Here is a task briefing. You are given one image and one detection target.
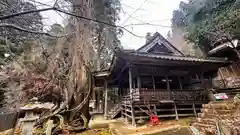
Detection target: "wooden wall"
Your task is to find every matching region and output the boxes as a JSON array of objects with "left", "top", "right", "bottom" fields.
[{"left": 214, "top": 62, "right": 240, "bottom": 88}]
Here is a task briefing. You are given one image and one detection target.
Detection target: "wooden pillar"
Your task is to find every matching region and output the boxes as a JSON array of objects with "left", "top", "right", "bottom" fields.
[
  {"left": 124, "top": 104, "right": 127, "bottom": 123},
  {"left": 178, "top": 77, "right": 182, "bottom": 90},
  {"left": 196, "top": 74, "right": 200, "bottom": 81},
  {"left": 200, "top": 72, "right": 206, "bottom": 89},
  {"left": 93, "top": 88, "right": 96, "bottom": 101},
  {"left": 104, "top": 80, "right": 108, "bottom": 120},
  {"left": 192, "top": 103, "right": 197, "bottom": 117},
  {"left": 152, "top": 76, "right": 156, "bottom": 91},
  {"left": 166, "top": 76, "right": 171, "bottom": 99},
  {"left": 219, "top": 68, "right": 227, "bottom": 88},
  {"left": 131, "top": 103, "right": 136, "bottom": 126},
  {"left": 174, "top": 103, "right": 179, "bottom": 120},
  {"left": 92, "top": 88, "right": 96, "bottom": 112},
  {"left": 98, "top": 88, "right": 101, "bottom": 111},
  {"left": 133, "top": 79, "right": 136, "bottom": 89},
  {"left": 166, "top": 76, "right": 170, "bottom": 90},
  {"left": 129, "top": 67, "right": 133, "bottom": 99},
  {"left": 137, "top": 75, "right": 141, "bottom": 89}
]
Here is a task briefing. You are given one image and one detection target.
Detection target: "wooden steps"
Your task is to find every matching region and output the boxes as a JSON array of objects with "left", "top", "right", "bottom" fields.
[{"left": 190, "top": 100, "right": 239, "bottom": 134}]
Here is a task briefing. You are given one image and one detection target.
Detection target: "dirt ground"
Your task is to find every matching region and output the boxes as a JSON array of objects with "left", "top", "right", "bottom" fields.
[{"left": 75, "top": 115, "right": 193, "bottom": 135}]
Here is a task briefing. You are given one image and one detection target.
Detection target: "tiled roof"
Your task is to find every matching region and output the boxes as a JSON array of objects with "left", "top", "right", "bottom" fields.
[{"left": 127, "top": 52, "right": 228, "bottom": 63}]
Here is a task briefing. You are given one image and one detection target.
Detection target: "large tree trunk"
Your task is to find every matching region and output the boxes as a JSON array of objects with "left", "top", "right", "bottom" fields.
[{"left": 66, "top": 0, "right": 94, "bottom": 128}]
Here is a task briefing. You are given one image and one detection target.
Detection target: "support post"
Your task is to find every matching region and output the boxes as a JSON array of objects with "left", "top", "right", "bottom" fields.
[
  {"left": 192, "top": 103, "right": 197, "bottom": 117},
  {"left": 104, "top": 80, "right": 108, "bottom": 120},
  {"left": 219, "top": 68, "right": 227, "bottom": 88},
  {"left": 125, "top": 103, "right": 127, "bottom": 123},
  {"left": 152, "top": 76, "right": 156, "bottom": 91},
  {"left": 166, "top": 76, "right": 170, "bottom": 90},
  {"left": 200, "top": 72, "right": 206, "bottom": 90},
  {"left": 174, "top": 103, "right": 179, "bottom": 120},
  {"left": 131, "top": 103, "right": 136, "bottom": 126},
  {"left": 93, "top": 88, "right": 96, "bottom": 101},
  {"left": 166, "top": 76, "right": 171, "bottom": 99},
  {"left": 129, "top": 67, "right": 133, "bottom": 100},
  {"left": 153, "top": 105, "right": 157, "bottom": 115},
  {"left": 137, "top": 75, "right": 141, "bottom": 89},
  {"left": 196, "top": 74, "right": 200, "bottom": 81},
  {"left": 178, "top": 77, "right": 182, "bottom": 90},
  {"left": 98, "top": 88, "right": 101, "bottom": 112}
]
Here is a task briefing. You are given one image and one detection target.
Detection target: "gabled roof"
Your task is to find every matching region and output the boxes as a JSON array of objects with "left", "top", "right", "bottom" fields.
[
  {"left": 209, "top": 39, "right": 239, "bottom": 55},
  {"left": 137, "top": 32, "right": 184, "bottom": 56}
]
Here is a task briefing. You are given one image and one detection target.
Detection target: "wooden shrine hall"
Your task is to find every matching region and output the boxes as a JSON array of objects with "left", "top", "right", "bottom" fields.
[{"left": 94, "top": 32, "right": 229, "bottom": 126}]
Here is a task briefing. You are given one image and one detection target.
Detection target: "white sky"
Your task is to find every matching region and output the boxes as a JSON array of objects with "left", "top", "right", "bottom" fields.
[{"left": 35, "top": 0, "right": 186, "bottom": 49}]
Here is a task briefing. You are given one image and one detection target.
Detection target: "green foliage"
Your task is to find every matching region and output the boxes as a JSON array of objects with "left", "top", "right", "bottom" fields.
[
  {"left": 93, "top": 0, "right": 123, "bottom": 70},
  {"left": 172, "top": 0, "right": 240, "bottom": 53}
]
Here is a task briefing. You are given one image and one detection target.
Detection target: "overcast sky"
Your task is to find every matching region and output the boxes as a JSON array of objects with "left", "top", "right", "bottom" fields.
[{"left": 36, "top": 0, "right": 186, "bottom": 49}]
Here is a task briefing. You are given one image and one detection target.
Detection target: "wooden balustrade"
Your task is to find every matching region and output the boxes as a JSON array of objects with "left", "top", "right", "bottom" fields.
[{"left": 130, "top": 89, "right": 208, "bottom": 102}]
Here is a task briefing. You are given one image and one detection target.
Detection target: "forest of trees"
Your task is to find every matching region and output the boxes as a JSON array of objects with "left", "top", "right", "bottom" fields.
[
  {"left": 0, "top": 0, "right": 123, "bottom": 131},
  {"left": 172, "top": 0, "right": 240, "bottom": 54}
]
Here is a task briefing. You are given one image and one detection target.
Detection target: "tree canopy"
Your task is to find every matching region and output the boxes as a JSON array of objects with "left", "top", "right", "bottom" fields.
[{"left": 172, "top": 0, "right": 240, "bottom": 54}]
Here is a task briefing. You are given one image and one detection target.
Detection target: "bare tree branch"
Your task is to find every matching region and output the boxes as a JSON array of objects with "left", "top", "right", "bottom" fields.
[
  {"left": 0, "top": 6, "right": 144, "bottom": 38},
  {"left": 123, "top": 23, "right": 171, "bottom": 28},
  {"left": 54, "top": 8, "right": 145, "bottom": 38},
  {"left": 0, "top": 7, "right": 54, "bottom": 20},
  {"left": 0, "top": 23, "right": 74, "bottom": 38}
]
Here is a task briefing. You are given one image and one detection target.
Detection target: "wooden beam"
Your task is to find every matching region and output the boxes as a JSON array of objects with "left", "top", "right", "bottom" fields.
[
  {"left": 104, "top": 80, "right": 108, "bottom": 120},
  {"left": 135, "top": 114, "right": 176, "bottom": 119},
  {"left": 122, "top": 112, "right": 132, "bottom": 118}
]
